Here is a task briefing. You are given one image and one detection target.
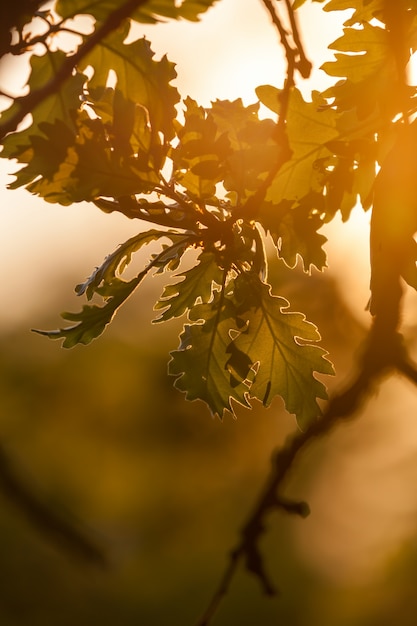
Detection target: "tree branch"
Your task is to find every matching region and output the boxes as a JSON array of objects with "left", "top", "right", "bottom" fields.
[
  {"left": 0, "top": 0, "right": 149, "bottom": 141},
  {"left": 283, "top": 0, "right": 312, "bottom": 78},
  {"left": 193, "top": 318, "right": 408, "bottom": 626},
  {"left": 0, "top": 442, "right": 106, "bottom": 565},
  {"left": 396, "top": 354, "right": 417, "bottom": 385}
]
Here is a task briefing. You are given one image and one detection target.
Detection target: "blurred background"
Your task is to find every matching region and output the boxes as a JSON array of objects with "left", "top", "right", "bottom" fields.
[{"left": 2, "top": 1, "right": 417, "bottom": 625}]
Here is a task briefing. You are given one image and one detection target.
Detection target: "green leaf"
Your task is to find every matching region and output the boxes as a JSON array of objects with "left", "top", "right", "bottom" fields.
[
  {"left": 1, "top": 51, "right": 85, "bottom": 160},
  {"left": 210, "top": 99, "right": 280, "bottom": 202},
  {"left": 36, "top": 230, "right": 193, "bottom": 346},
  {"left": 76, "top": 230, "right": 193, "bottom": 299},
  {"left": 169, "top": 285, "right": 252, "bottom": 416},
  {"left": 232, "top": 273, "right": 334, "bottom": 429},
  {"left": 50, "top": 111, "right": 159, "bottom": 204},
  {"left": 171, "top": 97, "right": 229, "bottom": 200},
  {"left": 34, "top": 275, "right": 143, "bottom": 348},
  {"left": 259, "top": 199, "right": 328, "bottom": 271},
  {"left": 1, "top": 34, "right": 179, "bottom": 204},
  {"left": 321, "top": 23, "right": 400, "bottom": 119},
  {"left": 79, "top": 27, "right": 179, "bottom": 141},
  {"left": 169, "top": 269, "right": 333, "bottom": 424},
  {"left": 154, "top": 251, "right": 223, "bottom": 321},
  {"left": 265, "top": 88, "right": 339, "bottom": 204},
  {"left": 6, "top": 119, "right": 74, "bottom": 195}
]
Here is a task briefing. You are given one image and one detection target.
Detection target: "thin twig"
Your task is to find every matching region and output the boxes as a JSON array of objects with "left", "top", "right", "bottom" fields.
[
  {"left": 193, "top": 321, "right": 406, "bottom": 626},
  {"left": 261, "top": 0, "right": 296, "bottom": 80},
  {"left": 231, "top": 0, "right": 298, "bottom": 225},
  {"left": 283, "top": 0, "right": 312, "bottom": 78},
  {"left": 0, "top": 442, "right": 107, "bottom": 565}
]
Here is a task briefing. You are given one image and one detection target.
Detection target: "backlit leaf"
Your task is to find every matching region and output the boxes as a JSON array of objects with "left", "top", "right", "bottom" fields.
[
  {"left": 169, "top": 287, "right": 252, "bottom": 416},
  {"left": 79, "top": 27, "right": 179, "bottom": 141},
  {"left": 259, "top": 199, "right": 328, "bottom": 271},
  {"left": 154, "top": 251, "right": 223, "bottom": 321},
  {"left": 1, "top": 51, "right": 85, "bottom": 160},
  {"left": 170, "top": 97, "right": 229, "bottom": 200},
  {"left": 263, "top": 88, "right": 339, "bottom": 204},
  {"left": 210, "top": 98, "right": 280, "bottom": 202},
  {"left": 232, "top": 273, "right": 334, "bottom": 429},
  {"left": 321, "top": 23, "right": 399, "bottom": 119},
  {"left": 34, "top": 275, "right": 143, "bottom": 348},
  {"left": 50, "top": 111, "right": 159, "bottom": 204},
  {"left": 76, "top": 230, "right": 192, "bottom": 299}
]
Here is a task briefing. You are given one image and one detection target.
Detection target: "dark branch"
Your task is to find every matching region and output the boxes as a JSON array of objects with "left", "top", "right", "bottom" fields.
[
  {"left": 283, "top": 0, "right": 312, "bottom": 78},
  {"left": 396, "top": 354, "right": 417, "bottom": 385},
  {"left": 0, "top": 0, "right": 149, "bottom": 141},
  {"left": 0, "top": 442, "right": 106, "bottom": 566},
  {"left": 194, "top": 315, "right": 408, "bottom": 626},
  {"left": 261, "top": 0, "right": 296, "bottom": 84}
]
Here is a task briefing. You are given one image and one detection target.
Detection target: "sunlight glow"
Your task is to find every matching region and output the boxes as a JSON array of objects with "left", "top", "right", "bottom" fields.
[{"left": 0, "top": 0, "right": 368, "bottom": 327}]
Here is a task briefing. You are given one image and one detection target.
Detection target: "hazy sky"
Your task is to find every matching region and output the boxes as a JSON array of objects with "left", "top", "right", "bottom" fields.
[{"left": 0, "top": 0, "right": 371, "bottom": 328}]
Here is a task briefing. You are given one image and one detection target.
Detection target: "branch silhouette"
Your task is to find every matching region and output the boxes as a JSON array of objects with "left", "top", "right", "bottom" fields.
[
  {"left": 194, "top": 4, "right": 417, "bottom": 619},
  {"left": 193, "top": 314, "right": 416, "bottom": 626},
  {"left": 0, "top": 441, "right": 107, "bottom": 566},
  {"left": 0, "top": 0, "right": 149, "bottom": 141}
]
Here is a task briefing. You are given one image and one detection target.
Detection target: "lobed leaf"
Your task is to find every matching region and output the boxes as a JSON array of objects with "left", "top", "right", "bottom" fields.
[
  {"left": 34, "top": 275, "right": 143, "bottom": 348},
  {"left": 36, "top": 230, "right": 194, "bottom": 347},
  {"left": 170, "top": 97, "right": 230, "bottom": 200},
  {"left": 79, "top": 27, "right": 179, "bottom": 141},
  {"left": 261, "top": 88, "right": 339, "bottom": 204},
  {"left": 259, "top": 199, "right": 328, "bottom": 272},
  {"left": 321, "top": 22, "right": 401, "bottom": 120},
  {"left": 154, "top": 251, "right": 223, "bottom": 322},
  {"left": 6, "top": 119, "right": 74, "bottom": 196},
  {"left": 169, "top": 286, "right": 252, "bottom": 416},
  {"left": 231, "top": 273, "right": 334, "bottom": 429},
  {"left": 1, "top": 51, "right": 85, "bottom": 162},
  {"left": 50, "top": 111, "right": 159, "bottom": 204},
  {"left": 210, "top": 98, "right": 280, "bottom": 202},
  {"left": 324, "top": 0, "right": 383, "bottom": 26},
  {"left": 76, "top": 230, "right": 193, "bottom": 299}
]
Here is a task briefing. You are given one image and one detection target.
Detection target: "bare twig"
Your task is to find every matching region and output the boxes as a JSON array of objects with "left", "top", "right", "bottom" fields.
[
  {"left": 235, "top": 0, "right": 314, "bottom": 228},
  {"left": 261, "top": 0, "right": 296, "bottom": 85},
  {"left": 283, "top": 0, "right": 312, "bottom": 78},
  {"left": 232, "top": 0, "right": 301, "bottom": 225}
]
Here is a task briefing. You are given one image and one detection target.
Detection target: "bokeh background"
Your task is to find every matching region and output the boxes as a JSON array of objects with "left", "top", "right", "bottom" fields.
[{"left": 2, "top": 1, "right": 417, "bottom": 624}]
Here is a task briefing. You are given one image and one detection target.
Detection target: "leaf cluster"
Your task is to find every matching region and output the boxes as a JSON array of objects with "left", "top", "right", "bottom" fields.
[{"left": 3, "top": 0, "right": 417, "bottom": 430}]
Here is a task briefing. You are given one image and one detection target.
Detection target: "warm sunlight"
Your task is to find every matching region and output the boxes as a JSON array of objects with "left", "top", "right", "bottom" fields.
[
  {"left": 0, "top": 0, "right": 369, "bottom": 328},
  {"left": 3, "top": 6, "right": 417, "bottom": 626}
]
